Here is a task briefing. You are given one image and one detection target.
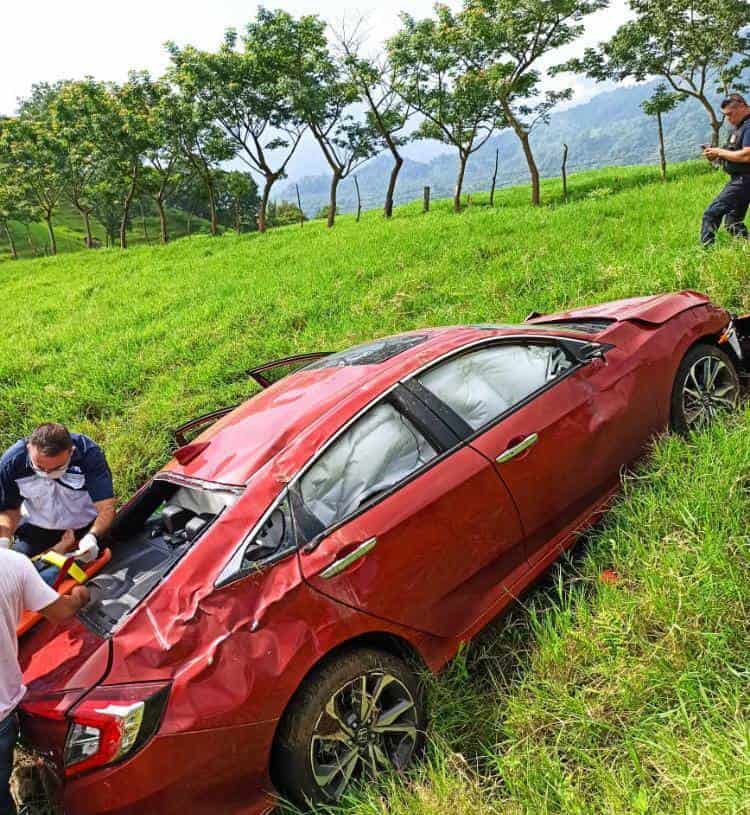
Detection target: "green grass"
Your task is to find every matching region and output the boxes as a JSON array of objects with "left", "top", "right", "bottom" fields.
[
  {"left": 3, "top": 159, "right": 750, "bottom": 813},
  {"left": 0, "top": 200, "right": 213, "bottom": 260}
]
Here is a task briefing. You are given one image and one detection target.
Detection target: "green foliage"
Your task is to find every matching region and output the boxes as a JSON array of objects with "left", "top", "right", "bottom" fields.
[
  {"left": 266, "top": 199, "right": 305, "bottom": 227},
  {"left": 641, "top": 82, "right": 685, "bottom": 117},
  {"left": 562, "top": 0, "right": 750, "bottom": 142}
]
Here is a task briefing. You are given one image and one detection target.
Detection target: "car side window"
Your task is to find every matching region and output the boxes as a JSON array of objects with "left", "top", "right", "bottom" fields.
[
  {"left": 241, "top": 493, "right": 296, "bottom": 569},
  {"left": 417, "top": 343, "right": 573, "bottom": 431},
  {"left": 295, "top": 401, "right": 437, "bottom": 540}
]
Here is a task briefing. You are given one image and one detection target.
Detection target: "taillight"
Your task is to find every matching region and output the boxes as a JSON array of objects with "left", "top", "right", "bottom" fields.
[{"left": 64, "top": 682, "right": 169, "bottom": 777}]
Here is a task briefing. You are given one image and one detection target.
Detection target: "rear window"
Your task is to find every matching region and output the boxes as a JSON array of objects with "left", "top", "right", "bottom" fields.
[
  {"left": 79, "top": 479, "right": 239, "bottom": 635},
  {"left": 303, "top": 334, "right": 428, "bottom": 368},
  {"left": 524, "top": 319, "right": 615, "bottom": 334}
]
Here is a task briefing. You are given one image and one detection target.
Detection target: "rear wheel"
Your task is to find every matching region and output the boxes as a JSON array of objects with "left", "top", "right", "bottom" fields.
[
  {"left": 273, "top": 648, "right": 425, "bottom": 808},
  {"left": 670, "top": 343, "right": 740, "bottom": 434}
]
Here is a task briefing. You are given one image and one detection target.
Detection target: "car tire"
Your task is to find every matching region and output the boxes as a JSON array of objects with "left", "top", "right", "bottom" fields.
[
  {"left": 670, "top": 343, "right": 740, "bottom": 435},
  {"left": 272, "top": 648, "right": 426, "bottom": 809}
]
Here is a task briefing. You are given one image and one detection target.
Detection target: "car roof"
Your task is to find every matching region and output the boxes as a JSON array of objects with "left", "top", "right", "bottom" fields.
[{"left": 162, "top": 322, "right": 599, "bottom": 487}]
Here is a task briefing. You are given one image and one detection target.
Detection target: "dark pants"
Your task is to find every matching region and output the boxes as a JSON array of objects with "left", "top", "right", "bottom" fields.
[
  {"left": 701, "top": 174, "right": 750, "bottom": 246},
  {"left": 13, "top": 523, "right": 90, "bottom": 586},
  {"left": 0, "top": 711, "right": 17, "bottom": 815}
]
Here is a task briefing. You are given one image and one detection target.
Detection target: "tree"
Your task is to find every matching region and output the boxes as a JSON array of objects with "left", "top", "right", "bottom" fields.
[
  {"left": 463, "top": 0, "right": 608, "bottom": 206},
  {"left": 293, "top": 19, "right": 382, "bottom": 227},
  {"left": 336, "top": 20, "right": 412, "bottom": 218},
  {"left": 560, "top": 0, "right": 750, "bottom": 146},
  {"left": 165, "top": 78, "right": 236, "bottom": 237},
  {"left": 167, "top": 10, "right": 311, "bottom": 233},
  {"left": 267, "top": 199, "right": 306, "bottom": 227},
  {"left": 140, "top": 82, "right": 186, "bottom": 244},
  {"left": 0, "top": 112, "right": 65, "bottom": 255},
  {"left": 215, "top": 170, "right": 260, "bottom": 233},
  {"left": 388, "top": 7, "right": 503, "bottom": 213},
  {"left": 641, "top": 83, "right": 684, "bottom": 180}
]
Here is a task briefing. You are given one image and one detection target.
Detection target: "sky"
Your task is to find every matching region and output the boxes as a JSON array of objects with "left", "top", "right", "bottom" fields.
[{"left": 0, "top": 0, "right": 632, "bottom": 178}]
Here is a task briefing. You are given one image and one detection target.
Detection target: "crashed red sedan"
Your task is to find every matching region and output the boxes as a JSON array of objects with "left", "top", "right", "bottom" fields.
[{"left": 17, "top": 291, "right": 749, "bottom": 814}]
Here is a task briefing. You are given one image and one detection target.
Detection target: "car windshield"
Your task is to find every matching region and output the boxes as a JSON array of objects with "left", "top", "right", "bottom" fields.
[{"left": 79, "top": 478, "right": 239, "bottom": 636}]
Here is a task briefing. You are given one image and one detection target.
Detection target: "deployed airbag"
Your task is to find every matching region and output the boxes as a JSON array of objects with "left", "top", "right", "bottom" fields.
[
  {"left": 299, "top": 402, "right": 436, "bottom": 528},
  {"left": 419, "top": 344, "right": 570, "bottom": 429}
]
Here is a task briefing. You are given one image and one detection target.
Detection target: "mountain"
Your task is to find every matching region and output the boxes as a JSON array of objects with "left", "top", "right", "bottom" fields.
[{"left": 279, "top": 79, "right": 731, "bottom": 216}]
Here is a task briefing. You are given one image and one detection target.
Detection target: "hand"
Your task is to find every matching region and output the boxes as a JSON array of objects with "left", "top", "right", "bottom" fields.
[
  {"left": 52, "top": 529, "right": 77, "bottom": 555},
  {"left": 76, "top": 533, "right": 100, "bottom": 563},
  {"left": 703, "top": 146, "right": 721, "bottom": 161},
  {"left": 70, "top": 585, "right": 91, "bottom": 608}
]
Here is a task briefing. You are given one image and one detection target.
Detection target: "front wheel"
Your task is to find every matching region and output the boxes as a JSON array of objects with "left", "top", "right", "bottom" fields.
[
  {"left": 670, "top": 343, "right": 740, "bottom": 434},
  {"left": 272, "top": 648, "right": 425, "bottom": 809}
]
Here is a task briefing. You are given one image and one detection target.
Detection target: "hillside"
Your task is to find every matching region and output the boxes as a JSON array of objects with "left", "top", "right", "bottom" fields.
[
  {"left": 281, "top": 78, "right": 738, "bottom": 215},
  {"left": 0, "top": 199, "right": 213, "bottom": 262},
  {"left": 2, "top": 160, "right": 750, "bottom": 813}
]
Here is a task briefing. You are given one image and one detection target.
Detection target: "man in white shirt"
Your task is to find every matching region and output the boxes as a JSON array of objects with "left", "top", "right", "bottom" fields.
[{"left": 0, "top": 546, "right": 89, "bottom": 815}]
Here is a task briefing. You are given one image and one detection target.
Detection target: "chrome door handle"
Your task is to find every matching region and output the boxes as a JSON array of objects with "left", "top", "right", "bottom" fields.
[
  {"left": 496, "top": 433, "right": 538, "bottom": 464},
  {"left": 319, "top": 537, "right": 377, "bottom": 579}
]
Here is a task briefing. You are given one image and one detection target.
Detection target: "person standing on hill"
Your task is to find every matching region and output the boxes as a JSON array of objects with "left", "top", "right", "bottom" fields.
[
  {"left": 701, "top": 93, "right": 750, "bottom": 246},
  {"left": 0, "top": 423, "right": 116, "bottom": 583}
]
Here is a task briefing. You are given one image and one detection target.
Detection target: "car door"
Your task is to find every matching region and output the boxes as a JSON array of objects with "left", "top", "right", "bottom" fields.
[
  {"left": 411, "top": 338, "right": 623, "bottom": 565},
  {"left": 296, "top": 388, "right": 525, "bottom": 638}
]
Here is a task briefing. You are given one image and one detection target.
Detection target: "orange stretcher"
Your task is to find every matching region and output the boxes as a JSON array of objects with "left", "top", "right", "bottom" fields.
[{"left": 17, "top": 548, "right": 111, "bottom": 638}]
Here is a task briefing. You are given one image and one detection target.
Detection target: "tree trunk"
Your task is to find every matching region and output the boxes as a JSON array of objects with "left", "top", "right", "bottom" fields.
[
  {"left": 25, "top": 224, "right": 35, "bottom": 253},
  {"left": 489, "top": 148, "right": 499, "bottom": 207},
  {"left": 76, "top": 206, "right": 94, "bottom": 249},
  {"left": 384, "top": 155, "right": 403, "bottom": 218},
  {"left": 156, "top": 197, "right": 168, "bottom": 244},
  {"left": 44, "top": 212, "right": 57, "bottom": 256},
  {"left": 518, "top": 132, "right": 540, "bottom": 206},
  {"left": 139, "top": 201, "right": 150, "bottom": 244},
  {"left": 204, "top": 173, "right": 218, "bottom": 236},
  {"left": 328, "top": 171, "right": 341, "bottom": 228},
  {"left": 561, "top": 143, "right": 569, "bottom": 202},
  {"left": 454, "top": 153, "right": 468, "bottom": 213},
  {"left": 235, "top": 200, "right": 242, "bottom": 234},
  {"left": 354, "top": 175, "right": 362, "bottom": 222},
  {"left": 657, "top": 113, "right": 667, "bottom": 181},
  {"left": 120, "top": 165, "right": 139, "bottom": 249},
  {"left": 258, "top": 174, "right": 277, "bottom": 233},
  {"left": 2, "top": 221, "right": 17, "bottom": 259}
]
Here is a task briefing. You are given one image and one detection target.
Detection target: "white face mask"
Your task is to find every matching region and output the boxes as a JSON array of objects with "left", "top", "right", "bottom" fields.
[{"left": 30, "top": 451, "right": 73, "bottom": 480}]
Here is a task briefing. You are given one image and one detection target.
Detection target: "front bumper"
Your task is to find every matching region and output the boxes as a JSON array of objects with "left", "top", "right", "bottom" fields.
[{"left": 17, "top": 720, "right": 279, "bottom": 815}]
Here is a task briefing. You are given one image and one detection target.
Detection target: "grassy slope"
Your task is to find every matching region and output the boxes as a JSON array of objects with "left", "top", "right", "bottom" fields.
[
  {"left": 0, "top": 200, "right": 213, "bottom": 260},
  {"left": 3, "top": 160, "right": 750, "bottom": 813}
]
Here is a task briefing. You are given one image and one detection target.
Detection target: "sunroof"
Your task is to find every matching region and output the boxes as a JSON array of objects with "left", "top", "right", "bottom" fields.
[{"left": 303, "top": 334, "right": 429, "bottom": 368}]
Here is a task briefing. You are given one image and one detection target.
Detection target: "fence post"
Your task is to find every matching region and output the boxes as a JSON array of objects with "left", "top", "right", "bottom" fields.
[
  {"left": 423, "top": 186, "right": 430, "bottom": 213},
  {"left": 562, "top": 143, "right": 569, "bottom": 203},
  {"left": 354, "top": 175, "right": 362, "bottom": 222}
]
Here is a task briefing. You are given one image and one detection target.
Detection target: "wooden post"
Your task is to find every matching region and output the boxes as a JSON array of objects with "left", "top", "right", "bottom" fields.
[
  {"left": 423, "top": 186, "right": 430, "bottom": 213},
  {"left": 489, "top": 148, "right": 499, "bottom": 207},
  {"left": 354, "top": 175, "right": 362, "bottom": 222},
  {"left": 295, "top": 184, "right": 304, "bottom": 227},
  {"left": 562, "top": 143, "right": 569, "bottom": 203}
]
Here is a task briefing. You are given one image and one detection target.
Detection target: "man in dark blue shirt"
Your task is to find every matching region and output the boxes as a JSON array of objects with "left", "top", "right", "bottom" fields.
[
  {"left": 0, "top": 423, "right": 115, "bottom": 582},
  {"left": 701, "top": 93, "right": 750, "bottom": 246}
]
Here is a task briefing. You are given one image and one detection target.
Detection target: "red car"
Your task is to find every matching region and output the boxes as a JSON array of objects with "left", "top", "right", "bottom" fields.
[{"left": 17, "top": 291, "right": 749, "bottom": 814}]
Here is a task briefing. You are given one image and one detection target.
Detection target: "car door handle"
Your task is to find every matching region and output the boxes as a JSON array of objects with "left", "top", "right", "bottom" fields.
[
  {"left": 496, "top": 433, "right": 539, "bottom": 464},
  {"left": 319, "top": 537, "right": 378, "bottom": 579}
]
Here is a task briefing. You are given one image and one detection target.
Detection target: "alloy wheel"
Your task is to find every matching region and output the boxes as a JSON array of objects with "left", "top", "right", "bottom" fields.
[
  {"left": 309, "top": 670, "right": 419, "bottom": 800},
  {"left": 681, "top": 354, "right": 739, "bottom": 428}
]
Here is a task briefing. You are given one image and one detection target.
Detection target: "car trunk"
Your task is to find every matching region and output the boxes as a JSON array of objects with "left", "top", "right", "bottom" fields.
[{"left": 17, "top": 476, "right": 240, "bottom": 762}]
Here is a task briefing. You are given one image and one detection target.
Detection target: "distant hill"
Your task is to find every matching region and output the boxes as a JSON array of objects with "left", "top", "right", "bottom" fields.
[{"left": 280, "top": 79, "right": 734, "bottom": 215}]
